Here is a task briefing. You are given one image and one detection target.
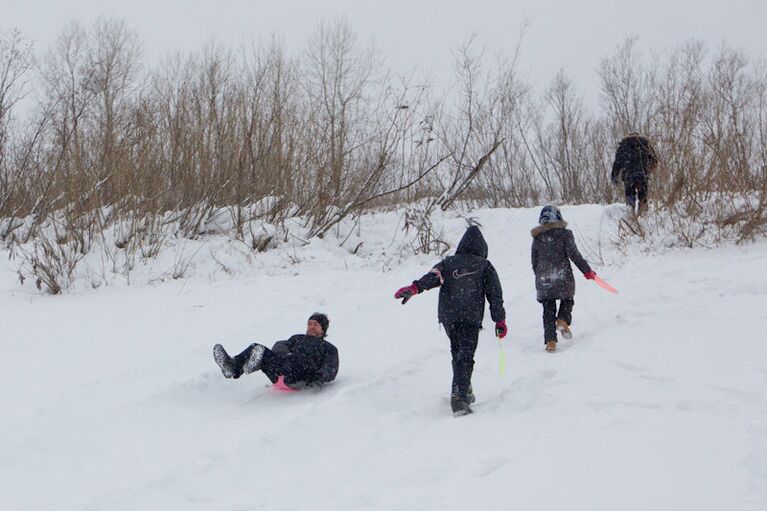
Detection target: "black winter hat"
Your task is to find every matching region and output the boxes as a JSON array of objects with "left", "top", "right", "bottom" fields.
[
  {"left": 539, "top": 205, "right": 563, "bottom": 225},
  {"left": 308, "top": 312, "right": 329, "bottom": 336}
]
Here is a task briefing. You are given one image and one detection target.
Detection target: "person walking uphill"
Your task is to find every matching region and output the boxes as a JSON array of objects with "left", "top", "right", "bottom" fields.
[
  {"left": 393, "top": 226, "right": 506, "bottom": 416},
  {"left": 213, "top": 313, "right": 339, "bottom": 390},
  {"left": 611, "top": 132, "right": 658, "bottom": 214},
  {"left": 531, "top": 206, "right": 595, "bottom": 353}
]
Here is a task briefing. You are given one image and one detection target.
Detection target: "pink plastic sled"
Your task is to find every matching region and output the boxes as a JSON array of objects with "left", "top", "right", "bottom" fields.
[{"left": 273, "top": 375, "right": 298, "bottom": 392}]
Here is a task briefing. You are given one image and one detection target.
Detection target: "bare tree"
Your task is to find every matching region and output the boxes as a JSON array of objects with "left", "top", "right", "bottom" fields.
[
  {"left": 303, "top": 19, "right": 381, "bottom": 216},
  {"left": 598, "top": 36, "right": 657, "bottom": 138},
  {"left": 0, "top": 29, "right": 34, "bottom": 218},
  {"left": 437, "top": 37, "right": 509, "bottom": 211},
  {"left": 89, "top": 17, "right": 143, "bottom": 201},
  {"left": 0, "top": 29, "right": 33, "bottom": 157},
  {"left": 527, "top": 70, "right": 595, "bottom": 204},
  {"left": 39, "top": 21, "right": 96, "bottom": 213}
]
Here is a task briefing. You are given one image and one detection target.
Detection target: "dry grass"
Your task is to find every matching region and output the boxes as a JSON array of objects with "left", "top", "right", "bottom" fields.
[{"left": 1, "top": 23, "right": 765, "bottom": 292}]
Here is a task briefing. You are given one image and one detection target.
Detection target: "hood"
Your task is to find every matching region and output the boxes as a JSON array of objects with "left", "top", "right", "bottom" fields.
[
  {"left": 531, "top": 220, "right": 568, "bottom": 237},
  {"left": 455, "top": 226, "right": 488, "bottom": 258},
  {"left": 539, "top": 205, "right": 563, "bottom": 225}
]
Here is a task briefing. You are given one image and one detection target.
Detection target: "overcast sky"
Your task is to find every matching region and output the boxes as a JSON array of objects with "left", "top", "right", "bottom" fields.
[{"left": 4, "top": 0, "right": 767, "bottom": 100}]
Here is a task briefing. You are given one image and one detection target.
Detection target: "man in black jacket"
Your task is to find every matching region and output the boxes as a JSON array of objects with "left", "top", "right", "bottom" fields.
[
  {"left": 611, "top": 132, "right": 658, "bottom": 214},
  {"left": 213, "top": 313, "right": 339, "bottom": 389},
  {"left": 394, "top": 226, "right": 506, "bottom": 416}
]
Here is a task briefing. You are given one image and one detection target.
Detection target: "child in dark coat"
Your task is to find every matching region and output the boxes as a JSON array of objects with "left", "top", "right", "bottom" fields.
[
  {"left": 393, "top": 226, "right": 506, "bottom": 416},
  {"left": 531, "top": 206, "right": 596, "bottom": 352}
]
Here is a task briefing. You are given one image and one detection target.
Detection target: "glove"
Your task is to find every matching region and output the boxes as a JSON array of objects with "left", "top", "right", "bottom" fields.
[
  {"left": 394, "top": 283, "right": 419, "bottom": 304},
  {"left": 495, "top": 320, "right": 507, "bottom": 339},
  {"left": 584, "top": 270, "right": 597, "bottom": 280}
]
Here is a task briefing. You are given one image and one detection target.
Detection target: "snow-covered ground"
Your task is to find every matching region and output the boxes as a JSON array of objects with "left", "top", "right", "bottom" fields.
[{"left": 2, "top": 204, "right": 766, "bottom": 510}]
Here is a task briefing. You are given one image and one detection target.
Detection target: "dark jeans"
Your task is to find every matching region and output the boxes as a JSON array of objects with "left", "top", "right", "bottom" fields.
[
  {"left": 624, "top": 177, "right": 648, "bottom": 211},
  {"left": 539, "top": 298, "right": 574, "bottom": 343},
  {"left": 443, "top": 323, "right": 480, "bottom": 401},
  {"left": 233, "top": 344, "right": 311, "bottom": 385}
]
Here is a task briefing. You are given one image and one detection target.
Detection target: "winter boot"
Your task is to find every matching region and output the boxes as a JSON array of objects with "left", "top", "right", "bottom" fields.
[
  {"left": 556, "top": 319, "right": 572, "bottom": 340},
  {"left": 451, "top": 398, "right": 473, "bottom": 416},
  {"left": 213, "top": 344, "right": 242, "bottom": 379},
  {"left": 241, "top": 344, "right": 266, "bottom": 374},
  {"left": 451, "top": 386, "right": 474, "bottom": 416},
  {"left": 448, "top": 389, "right": 475, "bottom": 406},
  {"left": 545, "top": 340, "right": 557, "bottom": 353},
  {"left": 466, "top": 384, "right": 476, "bottom": 405}
]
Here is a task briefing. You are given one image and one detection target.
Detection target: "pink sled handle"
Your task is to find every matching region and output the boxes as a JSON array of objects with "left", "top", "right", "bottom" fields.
[{"left": 594, "top": 275, "right": 618, "bottom": 294}]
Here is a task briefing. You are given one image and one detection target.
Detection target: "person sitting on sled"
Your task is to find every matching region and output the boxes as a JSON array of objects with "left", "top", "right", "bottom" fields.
[
  {"left": 213, "top": 313, "right": 339, "bottom": 389},
  {"left": 531, "top": 205, "right": 596, "bottom": 353}
]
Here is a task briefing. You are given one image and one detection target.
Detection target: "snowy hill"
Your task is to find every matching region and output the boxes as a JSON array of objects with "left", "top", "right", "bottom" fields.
[{"left": 2, "top": 204, "right": 766, "bottom": 510}]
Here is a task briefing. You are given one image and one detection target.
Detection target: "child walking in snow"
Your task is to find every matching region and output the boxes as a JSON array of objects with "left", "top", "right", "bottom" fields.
[
  {"left": 393, "top": 226, "right": 506, "bottom": 416},
  {"left": 531, "top": 206, "right": 596, "bottom": 352}
]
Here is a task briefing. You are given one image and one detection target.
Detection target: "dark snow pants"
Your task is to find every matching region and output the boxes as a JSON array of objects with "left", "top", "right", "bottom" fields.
[
  {"left": 540, "top": 298, "right": 574, "bottom": 343},
  {"left": 624, "top": 176, "right": 648, "bottom": 211},
  {"left": 443, "top": 323, "right": 480, "bottom": 401},
  {"left": 234, "top": 344, "right": 313, "bottom": 384}
]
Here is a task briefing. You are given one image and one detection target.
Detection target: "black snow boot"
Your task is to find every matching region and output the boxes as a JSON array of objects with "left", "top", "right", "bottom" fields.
[
  {"left": 451, "top": 398, "right": 473, "bottom": 416},
  {"left": 451, "top": 385, "right": 475, "bottom": 404},
  {"left": 213, "top": 344, "right": 242, "bottom": 379},
  {"left": 451, "top": 386, "right": 473, "bottom": 416}
]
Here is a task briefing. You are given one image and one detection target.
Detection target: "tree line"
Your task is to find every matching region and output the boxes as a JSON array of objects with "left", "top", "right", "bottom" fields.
[{"left": 0, "top": 19, "right": 765, "bottom": 292}]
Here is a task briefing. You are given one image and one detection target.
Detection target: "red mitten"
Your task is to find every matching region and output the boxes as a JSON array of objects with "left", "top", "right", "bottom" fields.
[
  {"left": 394, "top": 283, "right": 419, "bottom": 304},
  {"left": 495, "top": 320, "right": 508, "bottom": 339}
]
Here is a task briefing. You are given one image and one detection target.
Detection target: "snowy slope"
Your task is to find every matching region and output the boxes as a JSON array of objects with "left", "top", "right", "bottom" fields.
[{"left": 1, "top": 204, "right": 766, "bottom": 510}]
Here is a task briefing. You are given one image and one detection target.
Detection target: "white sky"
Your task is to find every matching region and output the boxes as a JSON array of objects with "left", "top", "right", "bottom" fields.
[{"left": 4, "top": 0, "right": 767, "bottom": 100}]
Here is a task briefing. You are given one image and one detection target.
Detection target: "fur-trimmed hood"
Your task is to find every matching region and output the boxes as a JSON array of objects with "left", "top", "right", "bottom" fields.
[{"left": 531, "top": 220, "right": 568, "bottom": 238}]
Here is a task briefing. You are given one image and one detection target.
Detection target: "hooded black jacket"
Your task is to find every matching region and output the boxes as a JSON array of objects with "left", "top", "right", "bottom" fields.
[
  {"left": 414, "top": 226, "right": 505, "bottom": 327},
  {"left": 530, "top": 221, "right": 592, "bottom": 301},
  {"left": 262, "top": 334, "right": 339, "bottom": 386},
  {"left": 611, "top": 134, "right": 658, "bottom": 184}
]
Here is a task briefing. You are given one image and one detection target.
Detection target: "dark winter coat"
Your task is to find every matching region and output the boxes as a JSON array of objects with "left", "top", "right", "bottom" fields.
[
  {"left": 531, "top": 221, "right": 592, "bottom": 301},
  {"left": 264, "top": 334, "right": 339, "bottom": 386},
  {"left": 611, "top": 134, "right": 658, "bottom": 184},
  {"left": 414, "top": 226, "right": 505, "bottom": 327}
]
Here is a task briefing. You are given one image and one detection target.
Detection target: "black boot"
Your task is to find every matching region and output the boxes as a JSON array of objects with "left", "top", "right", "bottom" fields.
[
  {"left": 451, "top": 397, "right": 473, "bottom": 416},
  {"left": 466, "top": 384, "right": 476, "bottom": 405},
  {"left": 213, "top": 344, "right": 242, "bottom": 379},
  {"left": 451, "top": 386, "right": 473, "bottom": 416}
]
